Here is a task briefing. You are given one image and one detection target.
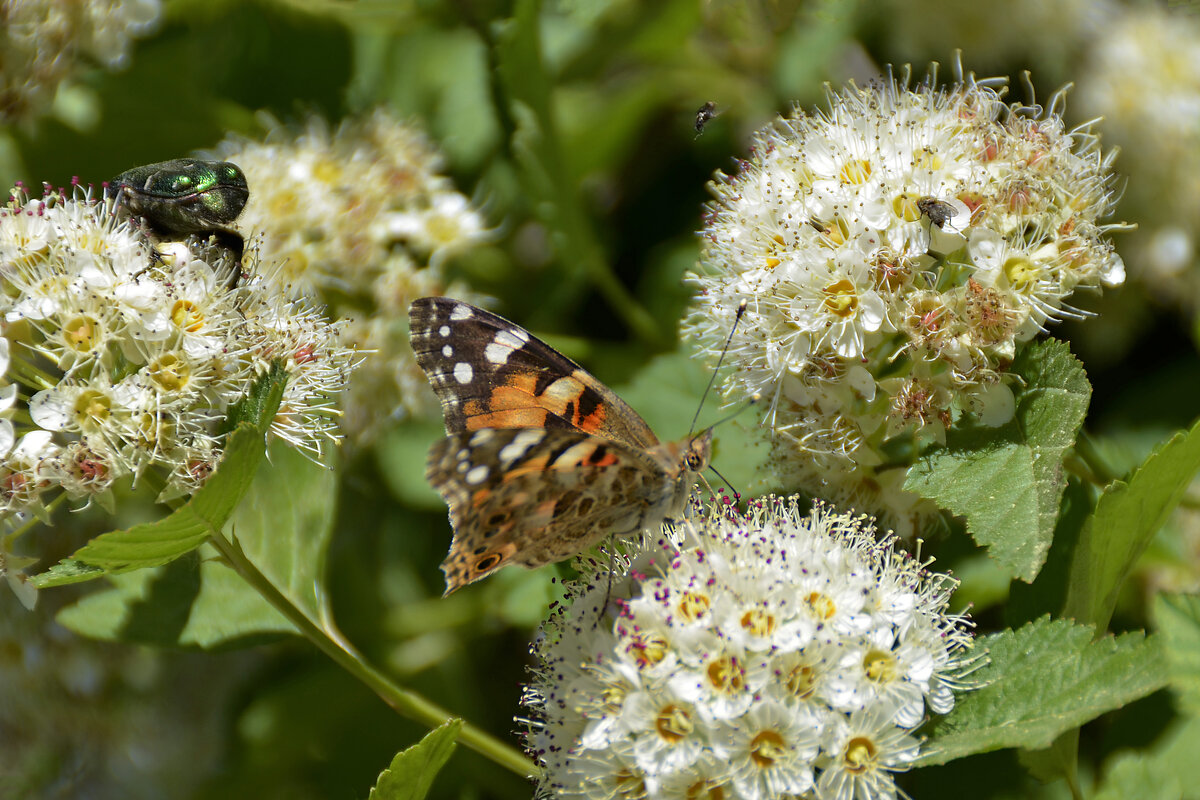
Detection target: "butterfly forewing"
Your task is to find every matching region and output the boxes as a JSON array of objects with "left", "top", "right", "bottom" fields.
[
  {"left": 408, "top": 297, "right": 658, "bottom": 449},
  {"left": 409, "top": 297, "right": 711, "bottom": 594}
]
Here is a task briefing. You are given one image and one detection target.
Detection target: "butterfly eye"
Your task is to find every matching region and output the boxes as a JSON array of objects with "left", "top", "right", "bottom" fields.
[{"left": 474, "top": 553, "right": 503, "bottom": 573}]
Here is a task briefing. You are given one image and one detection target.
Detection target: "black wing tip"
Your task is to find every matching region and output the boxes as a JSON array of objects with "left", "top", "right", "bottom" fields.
[{"left": 408, "top": 295, "right": 441, "bottom": 323}]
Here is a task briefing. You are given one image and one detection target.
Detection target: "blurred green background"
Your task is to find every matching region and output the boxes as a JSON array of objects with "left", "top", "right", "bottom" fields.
[{"left": 3, "top": 0, "right": 1200, "bottom": 798}]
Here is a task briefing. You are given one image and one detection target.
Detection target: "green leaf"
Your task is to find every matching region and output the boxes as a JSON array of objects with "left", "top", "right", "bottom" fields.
[
  {"left": 1154, "top": 593, "right": 1200, "bottom": 714},
  {"left": 32, "top": 363, "right": 287, "bottom": 587},
  {"left": 918, "top": 617, "right": 1169, "bottom": 765},
  {"left": 227, "top": 438, "right": 339, "bottom": 628},
  {"left": 1017, "top": 733, "right": 1079, "bottom": 786},
  {"left": 1063, "top": 418, "right": 1200, "bottom": 630},
  {"left": 906, "top": 340, "right": 1090, "bottom": 582},
  {"left": 905, "top": 435, "right": 1040, "bottom": 574},
  {"left": 1006, "top": 479, "right": 1091, "bottom": 627},
  {"left": 366, "top": 719, "right": 463, "bottom": 800},
  {"left": 56, "top": 550, "right": 295, "bottom": 647},
  {"left": 55, "top": 434, "right": 335, "bottom": 646},
  {"left": 31, "top": 559, "right": 105, "bottom": 588},
  {"left": 1094, "top": 717, "right": 1200, "bottom": 800}
]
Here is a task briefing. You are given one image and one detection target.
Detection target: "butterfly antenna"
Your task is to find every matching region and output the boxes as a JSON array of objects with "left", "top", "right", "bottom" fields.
[
  {"left": 706, "top": 463, "right": 740, "bottom": 502},
  {"left": 688, "top": 300, "right": 748, "bottom": 437},
  {"left": 703, "top": 393, "right": 760, "bottom": 431}
]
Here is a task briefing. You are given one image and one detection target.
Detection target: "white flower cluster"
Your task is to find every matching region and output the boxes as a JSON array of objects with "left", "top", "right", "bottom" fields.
[
  {"left": 0, "top": 184, "right": 357, "bottom": 518},
  {"left": 0, "top": 0, "right": 161, "bottom": 125},
  {"left": 524, "top": 498, "right": 973, "bottom": 800},
  {"left": 683, "top": 69, "right": 1125, "bottom": 532},
  {"left": 1078, "top": 8, "right": 1200, "bottom": 317},
  {"left": 211, "top": 111, "right": 489, "bottom": 442}
]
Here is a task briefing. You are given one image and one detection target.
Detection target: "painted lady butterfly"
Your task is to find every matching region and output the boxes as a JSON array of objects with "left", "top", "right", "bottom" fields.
[{"left": 409, "top": 297, "right": 712, "bottom": 595}]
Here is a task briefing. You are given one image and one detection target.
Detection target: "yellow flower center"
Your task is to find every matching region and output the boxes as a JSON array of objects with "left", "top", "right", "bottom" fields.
[
  {"left": 740, "top": 608, "right": 777, "bottom": 637},
  {"left": 613, "top": 769, "right": 648, "bottom": 800},
  {"left": 814, "top": 217, "right": 850, "bottom": 247},
  {"left": 654, "top": 704, "right": 693, "bottom": 743},
  {"left": 839, "top": 159, "right": 872, "bottom": 185},
  {"left": 313, "top": 158, "right": 343, "bottom": 185},
  {"left": 844, "top": 735, "right": 878, "bottom": 773},
  {"left": 912, "top": 149, "right": 945, "bottom": 173},
  {"left": 74, "top": 390, "right": 111, "bottom": 427},
  {"left": 686, "top": 779, "right": 728, "bottom": 800},
  {"left": 892, "top": 194, "right": 922, "bottom": 222},
  {"left": 706, "top": 655, "right": 745, "bottom": 694},
  {"left": 805, "top": 591, "right": 837, "bottom": 620},
  {"left": 149, "top": 353, "right": 191, "bottom": 392},
  {"left": 784, "top": 662, "right": 818, "bottom": 699},
  {"left": 627, "top": 631, "right": 668, "bottom": 668},
  {"left": 822, "top": 279, "right": 859, "bottom": 318},
  {"left": 863, "top": 649, "right": 897, "bottom": 683},
  {"left": 1003, "top": 255, "right": 1040, "bottom": 291},
  {"left": 171, "top": 299, "right": 205, "bottom": 333},
  {"left": 63, "top": 315, "right": 99, "bottom": 352},
  {"left": 677, "top": 591, "right": 711, "bottom": 623},
  {"left": 132, "top": 411, "right": 172, "bottom": 449},
  {"left": 749, "top": 730, "right": 787, "bottom": 768},
  {"left": 599, "top": 681, "right": 627, "bottom": 713}
]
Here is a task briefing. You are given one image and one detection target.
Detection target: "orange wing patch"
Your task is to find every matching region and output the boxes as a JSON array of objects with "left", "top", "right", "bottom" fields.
[{"left": 461, "top": 371, "right": 609, "bottom": 434}]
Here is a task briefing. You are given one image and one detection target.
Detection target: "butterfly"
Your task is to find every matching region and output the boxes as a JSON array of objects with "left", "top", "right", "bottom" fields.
[{"left": 408, "top": 297, "right": 712, "bottom": 595}]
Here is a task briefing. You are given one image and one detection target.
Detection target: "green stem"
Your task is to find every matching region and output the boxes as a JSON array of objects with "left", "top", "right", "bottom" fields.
[
  {"left": 6, "top": 492, "right": 67, "bottom": 538},
  {"left": 9, "top": 351, "right": 62, "bottom": 392},
  {"left": 206, "top": 528, "right": 537, "bottom": 779},
  {"left": 1073, "top": 431, "right": 1121, "bottom": 487},
  {"left": 493, "top": 0, "right": 663, "bottom": 347}
]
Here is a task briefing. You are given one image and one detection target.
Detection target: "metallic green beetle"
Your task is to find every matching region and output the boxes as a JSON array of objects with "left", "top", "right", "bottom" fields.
[
  {"left": 107, "top": 159, "right": 249, "bottom": 283},
  {"left": 107, "top": 158, "right": 248, "bottom": 234}
]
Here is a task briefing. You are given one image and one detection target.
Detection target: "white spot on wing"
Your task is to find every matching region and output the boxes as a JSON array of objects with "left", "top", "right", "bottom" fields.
[
  {"left": 470, "top": 429, "right": 495, "bottom": 445},
  {"left": 499, "top": 429, "right": 544, "bottom": 465},
  {"left": 483, "top": 343, "right": 508, "bottom": 365},
  {"left": 439, "top": 325, "right": 451, "bottom": 337},
  {"left": 442, "top": 345, "right": 453, "bottom": 357},
  {"left": 484, "top": 329, "right": 529, "bottom": 366},
  {"left": 453, "top": 362, "right": 473, "bottom": 384},
  {"left": 465, "top": 465, "right": 489, "bottom": 484},
  {"left": 502, "top": 328, "right": 529, "bottom": 344},
  {"left": 450, "top": 304, "right": 473, "bottom": 321}
]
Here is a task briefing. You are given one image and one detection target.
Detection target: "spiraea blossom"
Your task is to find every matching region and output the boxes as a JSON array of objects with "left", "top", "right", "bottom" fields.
[
  {"left": 211, "top": 111, "right": 489, "bottom": 442},
  {"left": 1078, "top": 7, "right": 1200, "bottom": 319},
  {"left": 0, "top": 183, "right": 358, "bottom": 599},
  {"left": 683, "top": 68, "right": 1125, "bottom": 533},
  {"left": 0, "top": 0, "right": 161, "bottom": 125},
  {"left": 524, "top": 498, "right": 974, "bottom": 800}
]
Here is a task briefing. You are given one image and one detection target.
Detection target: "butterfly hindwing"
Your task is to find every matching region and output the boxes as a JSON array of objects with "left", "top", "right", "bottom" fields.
[
  {"left": 427, "top": 427, "right": 674, "bottom": 593},
  {"left": 408, "top": 297, "right": 659, "bottom": 449}
]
